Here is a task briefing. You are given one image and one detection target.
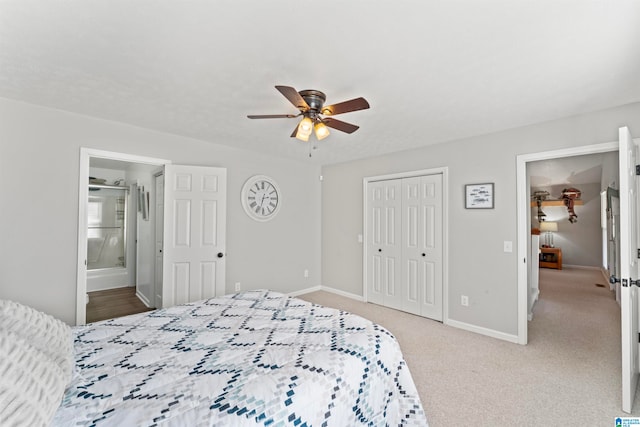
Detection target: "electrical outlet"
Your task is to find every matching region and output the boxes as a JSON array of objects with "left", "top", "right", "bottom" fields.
[
  {"left": 235, "top": 282, "right": 241, "bottom": 292},
  {"left": 304, "top": 269, "right": 309, "bottom": 278},
  {"left": 461, "top": 295, "right": 469, "bottom": 306}
]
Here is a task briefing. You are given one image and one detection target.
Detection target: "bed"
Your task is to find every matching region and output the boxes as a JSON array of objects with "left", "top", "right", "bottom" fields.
[{"left": 1, "top": 290, "right": 427, "bottom": 426}]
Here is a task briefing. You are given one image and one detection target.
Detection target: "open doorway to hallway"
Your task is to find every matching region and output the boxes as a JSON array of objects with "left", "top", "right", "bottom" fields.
[
  {"left": 516, "top": 141, "right": 618, "bottom": 345},
  {"left": 527, "top": 151, "right": 620, "bottom": 320}
]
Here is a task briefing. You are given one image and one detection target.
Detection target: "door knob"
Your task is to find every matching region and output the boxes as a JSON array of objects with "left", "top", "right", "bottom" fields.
[
  {"left": 217, "top": 252, "right": 224, "bottom": 258},
  {"left": 610, "top": 275, "right": 620, "bottom": 284}
]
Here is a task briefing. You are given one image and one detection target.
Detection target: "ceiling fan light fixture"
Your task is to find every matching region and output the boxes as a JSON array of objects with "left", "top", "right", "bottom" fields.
[
  {"left": 295, "top": 117, "right": 313, "bottom": 141},
  {"left": 299, "top": 116, "right": 313, "bottom": 133},
  {"left": 295, "top": 131, "right": 310, "bottom": 142},
  {"left": 314, "top": 122, "right": 330, "bottom": 140}
]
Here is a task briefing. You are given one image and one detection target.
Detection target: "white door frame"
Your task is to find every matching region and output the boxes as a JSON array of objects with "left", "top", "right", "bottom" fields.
[
  {"left": 362, "top": 166, "right": 449, "bottom": 322},
  {"left": 515, "top": 141, "right": 618, "bottom": 344},
  {"left": 76, "top": 148, "right": 170, "bottom": 325}
]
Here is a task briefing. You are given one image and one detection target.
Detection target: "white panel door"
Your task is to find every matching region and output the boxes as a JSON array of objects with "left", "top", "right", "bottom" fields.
[
  {"left": 154, "top": 173, "right": 164, "bottom": 309},
  {"left": 162, "top": 165, "right": 227, "bottom": 307},
  {"left": 619, "top": 126, "right": 640, "bottom": 413},
  {"left": 401, "top": 175, "right": 443, "bottom": 320},
  {"left": 367, "top": 179, "right": 402, "bottom": 310}
]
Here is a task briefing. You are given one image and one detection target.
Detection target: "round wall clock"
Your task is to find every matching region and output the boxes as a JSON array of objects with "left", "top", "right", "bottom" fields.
[{"left": 241, "top": 175, "right": 281, "bottom": 221}]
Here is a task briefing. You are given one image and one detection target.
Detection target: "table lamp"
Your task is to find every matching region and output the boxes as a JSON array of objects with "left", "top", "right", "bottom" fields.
[{"left": 540, "top": 221, "right": 558, "bottom": 247}]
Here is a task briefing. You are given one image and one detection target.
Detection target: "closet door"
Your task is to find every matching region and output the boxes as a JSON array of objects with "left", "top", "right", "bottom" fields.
[
  {"left": 401, "top": 175, "right": 443, "bottom": 320},
  {"left": 367, "top": 179, "right": 403, "bottom": 310}
]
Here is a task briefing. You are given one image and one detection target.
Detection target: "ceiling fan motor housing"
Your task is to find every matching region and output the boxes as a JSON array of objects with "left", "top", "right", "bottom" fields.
[{"left": 299, "top": 89, "right": 326, "bottom": 114}]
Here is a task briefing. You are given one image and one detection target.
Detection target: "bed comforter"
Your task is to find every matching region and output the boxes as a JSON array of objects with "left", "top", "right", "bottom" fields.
[{"left": 52, "top": 290, "right": 427, "bottom": 426}]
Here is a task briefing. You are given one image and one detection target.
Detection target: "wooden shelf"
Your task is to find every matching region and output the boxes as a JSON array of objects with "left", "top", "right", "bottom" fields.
[{"left": 531, "top": 199, "right": 584, "bottom": 207}]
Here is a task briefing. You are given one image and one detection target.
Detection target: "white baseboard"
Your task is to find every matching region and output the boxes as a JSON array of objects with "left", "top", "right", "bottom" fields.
[
  {"left": 528, "top": 289, "right": 540, "bottom": 321},
  {"left": 318, "top": 285, "right": 365, "bottom": 302},
  {"left": 288, "top": 286, "right": 321, "bottom": 297},
  {"left": 599, "top": 268, "right": 614, "bottom": 290},
  {"left": 289, "top": 285, "right": 364, "bottom": 302},
  {"left": 445, "top": 319, "right": 520, "bottom": 344},
  {"left": 563, "top": 264, "right": 600, "bottom": 270},
  {"left": 136, "top": 290, "right": 152, "bottom": 308}
]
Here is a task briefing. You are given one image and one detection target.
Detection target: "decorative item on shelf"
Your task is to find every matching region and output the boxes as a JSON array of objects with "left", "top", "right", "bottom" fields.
[
  {"left": 465, "top": 183, "right": 494, "bottom": 209},
  {"left": 532, "top": 190, "right": 550, "bottom": 221},
  {"left": 89, "top": 176, "right": 106, "bottom": 185},
  {"left": 540, "top": 221, "right": 558, "bottom": 247},
  {"left": 561, "top": 187, "right": 581, "bottom": 223}
]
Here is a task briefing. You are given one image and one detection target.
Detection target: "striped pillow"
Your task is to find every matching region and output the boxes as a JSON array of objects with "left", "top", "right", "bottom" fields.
[
  {"left": 0, "top": 330, "right": 69, "bottom": 427},
  {"left": 0, "top": 300, "right": 73, "bottom": 427}
]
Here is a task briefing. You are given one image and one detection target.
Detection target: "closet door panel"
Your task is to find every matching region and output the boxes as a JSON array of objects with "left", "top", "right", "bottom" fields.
[
  {"left": 367, "top": 180, "right": 402, "bottom": 309},
  {"left": 402, "top": 176, "right": 422, "bottom": 315},
  {"left": 419, "top": 174, "right": 443, "bottom": 320}
]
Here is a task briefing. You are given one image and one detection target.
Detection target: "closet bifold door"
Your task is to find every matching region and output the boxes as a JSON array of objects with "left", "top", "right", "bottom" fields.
[
  {"left": 401, "top": 174, "right": 443, "bottom": 320},
  {"left": 367, "top": 173, "right": 443, "bottom": 322},
  {"left": 367, "top": 179, "right": 403, "bottom": 310}
]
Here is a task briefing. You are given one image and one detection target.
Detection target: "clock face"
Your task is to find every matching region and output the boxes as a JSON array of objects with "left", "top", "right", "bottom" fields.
[{"left": 241, "top": 175, "right": 281, "bottom": 221}]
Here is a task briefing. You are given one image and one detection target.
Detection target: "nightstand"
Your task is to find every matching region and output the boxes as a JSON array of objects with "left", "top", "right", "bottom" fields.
[{"left": 539, "top": 247, "right": 562, "bottom": 270}]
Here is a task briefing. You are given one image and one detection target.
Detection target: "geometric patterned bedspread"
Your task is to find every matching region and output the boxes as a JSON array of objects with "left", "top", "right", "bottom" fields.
[{"left": 52, "top": 290, "right": 428, "bottom": 426}]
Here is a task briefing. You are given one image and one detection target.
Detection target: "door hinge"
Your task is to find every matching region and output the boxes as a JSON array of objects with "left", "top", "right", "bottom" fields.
[
  {"left": 638, "top": 248, "right": 640, "bottom": 259},
  {"left": 638, "top": 332, "right": 640, "bottom": 343},
  {"left": 636, "top": 165, "right": 640, "bottom": 175}
]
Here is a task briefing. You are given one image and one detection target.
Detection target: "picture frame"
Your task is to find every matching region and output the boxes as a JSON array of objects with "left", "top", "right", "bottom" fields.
[{"left": 465, "top": 183, "right": 494, "bottom": 209}]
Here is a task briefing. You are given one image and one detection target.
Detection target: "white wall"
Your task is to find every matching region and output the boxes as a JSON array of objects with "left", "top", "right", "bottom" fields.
[
  {"left": 321, "top": 102, "right": 640, "bottom": 337},
  {"left": 0, "top": 98, "right": 321, "bottom": 325}
]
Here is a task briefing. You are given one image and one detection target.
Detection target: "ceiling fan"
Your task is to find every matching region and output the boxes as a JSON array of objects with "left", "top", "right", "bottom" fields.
[{"left": 247, "top": 86, "right": 370, "bottom": 141}]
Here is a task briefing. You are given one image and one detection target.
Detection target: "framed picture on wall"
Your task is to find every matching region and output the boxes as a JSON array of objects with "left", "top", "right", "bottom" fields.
[{"left": 465, "top": 183, "right": 494, "bottom": 209}]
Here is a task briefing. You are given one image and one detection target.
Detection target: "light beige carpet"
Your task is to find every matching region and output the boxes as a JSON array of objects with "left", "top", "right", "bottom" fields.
[{"left": 299, "top": 267, "right": 640, "bottom": 426}]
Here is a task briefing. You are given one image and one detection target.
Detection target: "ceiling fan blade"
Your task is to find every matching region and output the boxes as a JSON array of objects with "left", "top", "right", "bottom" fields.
[
  {"left": 275, "top": 86, "right": 310, "bottom": 111},
  {"left": 321, "top": 97, "right": 370, "bottom": 116},
  {"left": 247, "top": 114, "right": 299, "bottom": 119},
  {"left": 290, "top": 124, "right": 299, "bottom": 138},
  {"left": 322, "top": 118, "right": 360, "bottom": 134}
]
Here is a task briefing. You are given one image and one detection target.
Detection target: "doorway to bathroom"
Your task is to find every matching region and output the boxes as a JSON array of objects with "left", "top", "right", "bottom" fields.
[
  {"left": 76, "top": 148, "right": 229, "bottom": 325},
  {"left": 86, "top": 157, "right": 163, "bottom": 322},
  {"left": 76, "top": 148, "right": 170, "bottom": 324}
]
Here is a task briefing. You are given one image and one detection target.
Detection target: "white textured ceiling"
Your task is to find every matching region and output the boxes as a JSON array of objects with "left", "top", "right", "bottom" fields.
[
  {"left": 529, "top": 152, "right": 613, "bottom": 188},
  {"left": 1, "top": 1, "right": 640, "bottom": 165}
]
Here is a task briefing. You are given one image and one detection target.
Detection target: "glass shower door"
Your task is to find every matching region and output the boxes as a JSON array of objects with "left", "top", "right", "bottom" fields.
[{"left": 87, "top": 188, "right": 127, "bottom": 270}]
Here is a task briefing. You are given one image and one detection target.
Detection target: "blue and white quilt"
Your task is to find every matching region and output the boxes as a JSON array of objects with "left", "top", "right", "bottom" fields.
[{"left": 52, "top": 290, "right": 427, "bottom": 426}]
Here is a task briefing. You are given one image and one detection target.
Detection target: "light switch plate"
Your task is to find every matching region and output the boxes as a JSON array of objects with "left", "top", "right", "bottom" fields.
[{"left": 504, "top": 241, "right": 513, "bottom": 253}]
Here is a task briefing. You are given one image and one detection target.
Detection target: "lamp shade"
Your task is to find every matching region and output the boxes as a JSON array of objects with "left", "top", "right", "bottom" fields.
[
  {"left": 314, "top": 122, "right": 330, "bottom": 140},
  {"left": 540, "top": 221, "right": 558, "bottom": 232},
  {"left": 295, "top": 117, "right": 313, "bottom": 141}
]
